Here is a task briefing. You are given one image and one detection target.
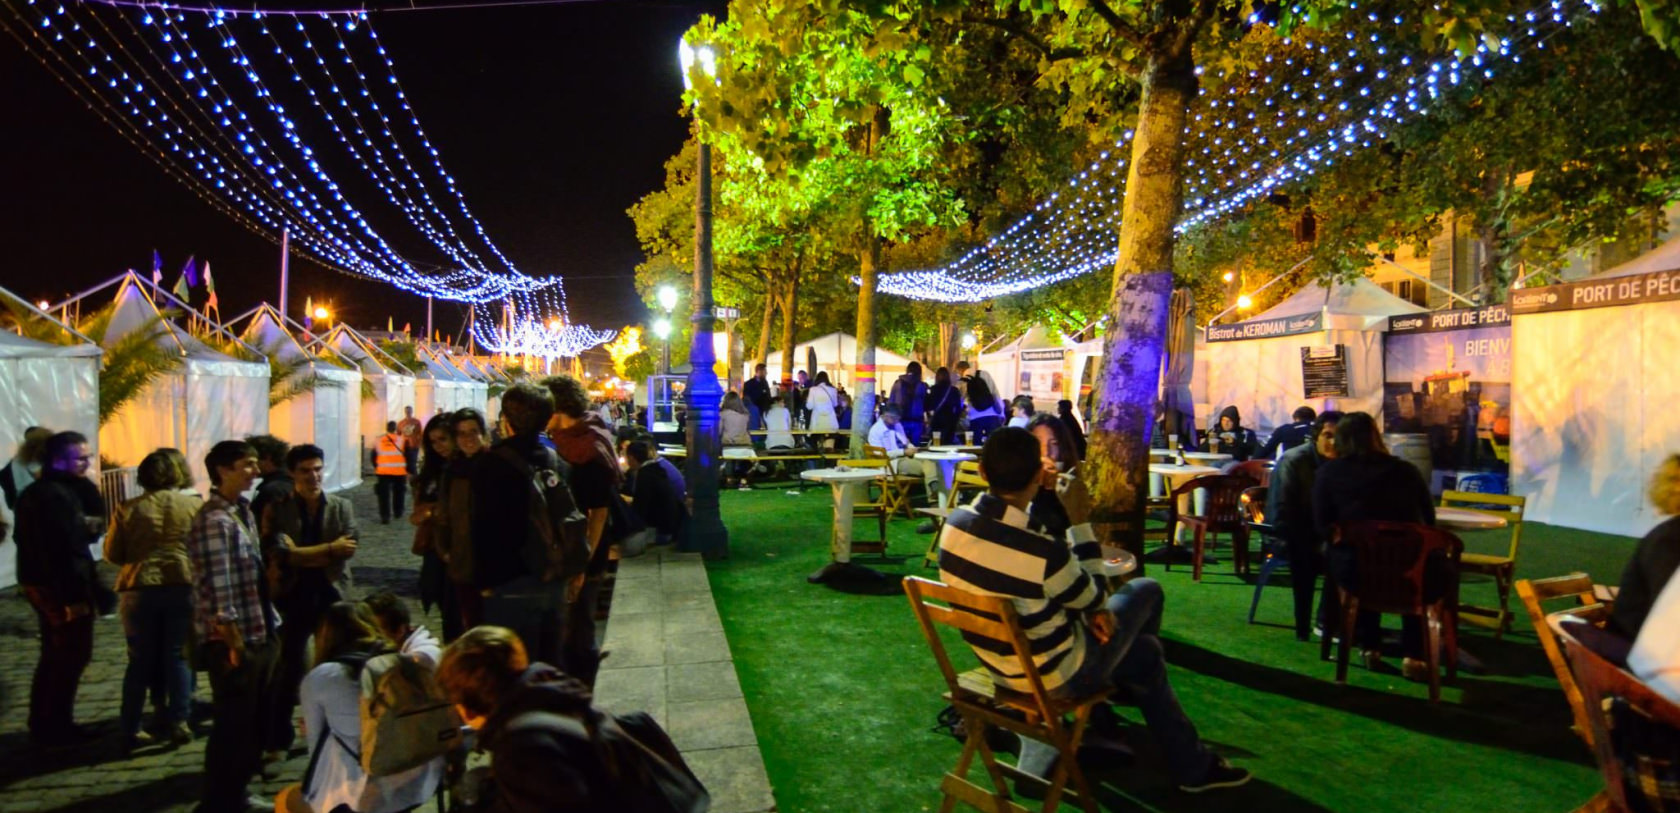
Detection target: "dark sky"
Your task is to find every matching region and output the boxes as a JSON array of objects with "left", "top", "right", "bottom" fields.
[{"left": 0, "top": 0, "right": 727, "bottom": 338}]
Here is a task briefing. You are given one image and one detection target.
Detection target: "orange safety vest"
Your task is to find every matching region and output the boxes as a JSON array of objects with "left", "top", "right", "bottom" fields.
[{"left": 375, "top": 433, "right": 408, "bottom": 476}]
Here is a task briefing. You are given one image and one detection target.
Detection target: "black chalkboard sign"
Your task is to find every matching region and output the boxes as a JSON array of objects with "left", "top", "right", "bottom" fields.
[{"left": 1301, "top": 345, "right": 1350, "bottom": 398}]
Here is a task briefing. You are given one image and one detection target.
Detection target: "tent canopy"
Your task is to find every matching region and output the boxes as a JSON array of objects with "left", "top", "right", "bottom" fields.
[
  {"left": 755, "top": 332, "right": 914, "bottom": 387},
  {"left": 236, "top": 305, "right": 362, "bottom": 493},
  {"left": 1599, "top": 235, "right": 1680, "bottom": 279},
  {"left": 1247, "top": 276, "right": 1426, "bottom": 328}
]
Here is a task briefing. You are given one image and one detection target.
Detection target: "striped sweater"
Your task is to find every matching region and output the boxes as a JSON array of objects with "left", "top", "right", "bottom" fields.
[{"left": 937, "top": 493, "right": 1105, "bottom": 693}]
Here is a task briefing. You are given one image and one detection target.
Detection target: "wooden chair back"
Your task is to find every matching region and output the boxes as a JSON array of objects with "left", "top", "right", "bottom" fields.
[
  {"left": 1241, "top": 486, "right": 1269, "bottom": 526},
  {"left": 1440, "top": 490, "right": 1527, "bottom": 560},
  {"left": 951, "top": 461, "right": 989, "bottom": 508},
  {"left": 1172, "top": 474, "right": 1255, "bottom": 531},
  {"left": 1519, "top": 572, "right": 1605, "bottom": 746},
  {"left": 1556, "top": 619, "right": 1680, "bottom": 812},
  {"left": 903, "top": 576, "right": 1057, "bottom": 725},
  {"left": 1229, "top": 459, "right": 1273, "bottom": 487},
  {"left": 1332, "top": 521, "right": 1464, "bottom": 616}
]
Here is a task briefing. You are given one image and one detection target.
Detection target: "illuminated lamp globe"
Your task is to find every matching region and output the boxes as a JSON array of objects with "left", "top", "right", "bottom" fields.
[
  {"left": 652, "top": 318, "right": 672, "bottom": 340},
  {"left": 548, "top": 318, "right": 562, "bottom": 331},
  {"left": 657, "top": 286, "right": 679, "bottom": 312},
  {"left": 1236, "top": 294, "right": 1254, "bottom": 310},
  {"left": 313, "top": 306, "right": 330, "bottom": 320},
  {"left": 960, "top": 333, "right": 977, "bottom": 350},
  {"left": 1222, "top": 271, "right": 1235, "bottom": 283},
  {"left": 36, "top": 300, "right": 50, "bottom": 310}
]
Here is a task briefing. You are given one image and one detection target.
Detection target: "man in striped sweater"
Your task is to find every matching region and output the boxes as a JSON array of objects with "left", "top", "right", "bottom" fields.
[{"left": 937, "top": 428, "right": 1250, "bottom": 793}]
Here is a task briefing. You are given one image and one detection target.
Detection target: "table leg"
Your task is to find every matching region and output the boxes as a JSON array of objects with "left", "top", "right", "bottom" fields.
[
  {"left": 808, "top": 481, "right": 860, "bottom": 583},
  {"left": 936, "top": 460, "right": 959, "bottom": 510}
]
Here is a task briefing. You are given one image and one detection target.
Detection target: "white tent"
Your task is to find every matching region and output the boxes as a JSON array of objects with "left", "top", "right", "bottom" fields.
[
  {"left": 414, "top": 344, "right": 473, "bottom": 418},
  {"left": 81, "top": 273, "right": 269, "bottom": 492},
  {"left": 237, "top": 306, "right": 362, "bottom": 493},
  {"left": 455, "top": 354, "right": 503, "bottom": 419},
  {"left": 976, "top": 325, "right": 1074, "bottom": 407},
  {"left": 1510, "top": 238, "right": 1680, "bottom": 537},
  {"left": 439, "top": 349, "right": 490, "bottom": 416},
  {"left": 1198, "top": 277, "right": 1425, "bottom": 434},
  {"left": 310, "top": 324, "right": 417, "bottom": 452},
  {"left": 753, "top": 332, "right": 914, "bottom": 390},
  {"left": 0, "top": 293, "right": 101, "bottom": 589}
]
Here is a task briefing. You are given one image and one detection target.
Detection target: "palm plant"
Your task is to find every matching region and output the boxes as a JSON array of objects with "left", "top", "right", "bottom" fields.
[{"left": 43, "top": 300, "right": 190, "bottom": 426}]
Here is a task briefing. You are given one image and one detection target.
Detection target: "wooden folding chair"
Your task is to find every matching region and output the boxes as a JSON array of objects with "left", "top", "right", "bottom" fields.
[
  {"left": 918, "top": 507, "right": 955, "bottom": 568},
  {"left": 903, "top": 576, "right": 1108, "bottom": 813},
  {"left": 1555, "top": 618, "right": 1680, "bottom": 813},
  {"left": 1517, "top": 573, "right": 1608, "bottom": 747},
  {"left": 865, "top": 444, "right": 923, "bottom": 519},
  {"left": 950, "top": 461, "right": 989, "bottom": 509},
  {"left": 1441, "top": 490, "right": 1527, "bottom": 638},
  {"left": 835, "top": 459, "right": 891, "bottom": 556}
]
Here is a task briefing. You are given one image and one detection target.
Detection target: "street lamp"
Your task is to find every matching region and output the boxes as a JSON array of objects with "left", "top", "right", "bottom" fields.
[
  {"left": 678, "top": 35, "right": 728, "bottom": 559},
  {"left": 652, "top": 317, "right": 673, "bottom": 375},
  {"left": 960, "top": 332, "right": 977, "bottom": 351},
  {"left": 657, "top": 285, "right": 679, "bottom": 313}
]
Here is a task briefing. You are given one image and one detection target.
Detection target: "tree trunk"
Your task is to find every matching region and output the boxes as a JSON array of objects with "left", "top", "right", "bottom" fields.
[
  {"left": 754, "top": 290, "right": 773, "bottom": 370},
  {"left": 1085, "top": 49, "right": 1198, "bottom": 569},
  {"left": 937, "top": 321, "right": 960, "bottom": 372},
  {"left": 778, "top": 273, "right": 800, "bottom": 386},
  {"left": 852, "top": 236, "right": 881, "bottom": 453}
]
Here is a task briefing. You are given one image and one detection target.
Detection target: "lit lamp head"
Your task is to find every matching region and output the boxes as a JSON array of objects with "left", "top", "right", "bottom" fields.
[
  {"left": 313, "top": 306, "right": 330, "bottom": 320},
  {"left": 677, "top": 39, "right": 718, "bottom": 93},
  {"left": 657, "top": 285, "right": 679, "bottom": 313},
  {"left": 1236, "top": 294, "right": 1254, "bottom": 310},
  {"left": 653, "top": 317, "right": 672, "bottom": 340},
  {"left": 960, "top": 332, "right": 977, "bottom": 350}
]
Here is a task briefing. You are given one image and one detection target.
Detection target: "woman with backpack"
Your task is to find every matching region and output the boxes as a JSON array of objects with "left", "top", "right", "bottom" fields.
[{"left": 281, "top": 602, "right": 445, "bottom": 813}]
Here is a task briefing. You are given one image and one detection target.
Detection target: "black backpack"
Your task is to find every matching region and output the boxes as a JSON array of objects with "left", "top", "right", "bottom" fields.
[
  {"left": 494, "top": 445, "right": 591, "bottom": 583},
  {"left": 506, "top": 709, "right": 709, "bottom": 812}
]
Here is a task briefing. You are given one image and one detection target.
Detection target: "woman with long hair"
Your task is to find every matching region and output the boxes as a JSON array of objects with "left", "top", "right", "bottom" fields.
[
  {"left": 965, "top": 373, "right": 1004, "bottom": 444},
  {"left": 282, "top": 602, "right": 443, "bottom": 813},
  {"left": 806, "top": 371, "right": 840, "bottom": 433},
  {"left": 720, "top": 391, "right": 753, "bottom": 487},
  {"left": 1025, "top": 414, "right": 1092, "bottom": 541},
  {"left": 410, "top": 412, "right": 460, "bottom": 642},
  {"left": 924, "top": 367, "right": 963, "bottom": 446},
  {"left": 1057, "top": 399, "right": 1088, "bottom": 460},
  {"left": 105, "top": 448, "right": 202, "bottom": 751}
]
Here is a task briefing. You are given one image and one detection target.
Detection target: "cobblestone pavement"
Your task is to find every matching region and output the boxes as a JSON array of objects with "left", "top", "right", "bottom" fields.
[{"left": 0, "top": 483, "right": 446, "bottom": 813}]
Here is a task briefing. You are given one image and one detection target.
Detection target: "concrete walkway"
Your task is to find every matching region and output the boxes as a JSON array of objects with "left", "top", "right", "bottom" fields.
[{"left": 592, "top": 548, "right": 777, "bottom": 813}]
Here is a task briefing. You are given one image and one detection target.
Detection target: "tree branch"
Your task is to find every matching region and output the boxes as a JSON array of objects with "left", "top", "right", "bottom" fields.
[
  {"left": 1086, "top": 0, "right": 1149, "bottom": 52},
  {"left": 962, "top": 13, "right": 1086, "bottom": 61},
  {"left": 1170, "top": 0, "right": 1220, "bottom": 58}
]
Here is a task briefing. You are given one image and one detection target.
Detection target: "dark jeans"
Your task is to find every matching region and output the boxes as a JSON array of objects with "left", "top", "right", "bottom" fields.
[
  {"left": 747, "top": 403, "right": 763, "bottom": 430},
  {"left": 482, "top": 575, "right": 568, "bottom": 670},
  {"left": 266, "top": 586, "right": 337, "bottom": 751},
  {"left": 26, "top": 587, "right": 94, "bottom": 740},
  {"left": 1050, "top": 579, "right": 1215, "bottom": 785},
  {"left": 120, "top": 586, "right": 194, "bottom": 736},
  {"left": 204, "top": 636, "right": 280, "bottom": 811},
  {"left": 1283, "top": 537, "right": 1326, "bottom": 640},
  {"left": 375, "top": 474, "right": 407, "bottom": 520},
  {"left": 901, "top": 420, "right": 925, "bottom": 446},
  {"left": 968, "top": 415, "right": 1002, "bottom": 445}
]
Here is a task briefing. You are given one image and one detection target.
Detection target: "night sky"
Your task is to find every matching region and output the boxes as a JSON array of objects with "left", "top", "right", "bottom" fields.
[{"left": 0, "top": 0, "right": 728, "bottom": 337}]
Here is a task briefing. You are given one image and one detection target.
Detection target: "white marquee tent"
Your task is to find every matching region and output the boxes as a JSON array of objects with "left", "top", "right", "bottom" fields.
[
  {"left": 78, "top": 273, "right": 269, "bottom": 493},
  {"left": 1510, "top": 237, "right": 1680, "bottom": 537},
  {"left": 440, "top": 349, "right": 490, "bottom": 416},
  {"left": 1198, "top": 277, "right": 1425, "bottom": 434},
  {"left": 976, "top": 325, "right": 1075, "bottom": 407},
  {"left": 310, "top": 324, "right": 416, "bottom": 450},
  {"left": 237, "top": 306, "right": 362, "bottom": 493},
  {"left": 414, "top": 344, "right": 475, "bottom": 418},
  {"left": 0, "top": 292, "right": 101, "bottom": 589},
  {"left": 753, "top": 332, "right": 914, "bottom": 390}
]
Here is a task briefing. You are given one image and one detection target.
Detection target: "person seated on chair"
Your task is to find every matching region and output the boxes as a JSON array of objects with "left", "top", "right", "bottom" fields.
[
  {"left": 1203, "top": 406, "right": 1259, "bottom": 461},
  {"left": 936, "top": 428, "right": 1252, "bottom": 794},
  {"left": 1311, "top": 412, "right": 1441, "bottom": 683},
  {"left": 1006, "top": 395, "right": 1035, "bottom": 429},
  {"left": 867, "top": 404, "right": 946, "bottom": 523},
  {"left": 1265, "top": 411, "right": 1342, "bottom": 642},
  {"left": 624, "top": 441, "right": 688, "bottom": 546},
  {"left": 1611, "top": 454, "right": 1680, "bottom": 638},
  {"left": 1259, "top": 406, "right": 1317, "bottom": 460}
]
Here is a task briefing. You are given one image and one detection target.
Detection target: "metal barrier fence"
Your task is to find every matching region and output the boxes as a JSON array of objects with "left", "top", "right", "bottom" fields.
[{"left": 97, "top": 466, "right": 138, "bottom": 526}]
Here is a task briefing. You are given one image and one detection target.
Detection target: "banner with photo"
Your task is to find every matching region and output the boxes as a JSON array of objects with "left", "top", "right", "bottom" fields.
[
  {"left": 1018, "top": 348, "right": 1067, "bottom": 406},
  {"left": 1382, "top": 305, "right": 1512, "bottom": 475}
]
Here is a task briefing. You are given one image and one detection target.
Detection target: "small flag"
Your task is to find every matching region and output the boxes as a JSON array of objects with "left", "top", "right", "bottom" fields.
[
  {"left": 151, "top": 250, "right": 162, "bottom": 286},
  {"left": 387, "top": 316, "right": 394, "bottom": 332},
  {"left": 202, "top": 262, "right": 218, "bottom": 314},
  {"left": 181, "top": 256, "right": 198, "bottom": 288},
  {"left": 403, "top": 322, "right": 411, "bottom": 335},
  {"left": 304, "top": 295, "right": 314, "bottom": 328},
  {"left": 172, "top": 271, "right": 190, "bottom": 302}
]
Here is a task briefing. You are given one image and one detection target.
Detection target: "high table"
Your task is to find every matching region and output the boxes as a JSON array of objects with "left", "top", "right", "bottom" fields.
[
  {"left": 927, "top": 444, "right": 983, "bottom": 454},
  {"left": 1182, "top": 452, "right": 1234, "bottom": 466},
  {"left": 800, "top": 466, "right": 891, "bottom": 583},
  {"left": 1148, "top": 463, "right": 1222, "bottom": 543},
  {"left": 1436, "top": 507, "right": 1510, "bottom": 531},
  {"left": 915, "top": 450, "right": 977, "bottom": 509}
]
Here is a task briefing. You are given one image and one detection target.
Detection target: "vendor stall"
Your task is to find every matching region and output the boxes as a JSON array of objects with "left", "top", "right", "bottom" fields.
[
  {"left": 310, "top": 323, "right": 417, "bottom": 451},
  {"left": 754, "top": 332, "right": 913, "bottom": 390}
]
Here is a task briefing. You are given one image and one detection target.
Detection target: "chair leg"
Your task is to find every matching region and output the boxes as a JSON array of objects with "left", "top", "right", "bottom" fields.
[
  {"left": 1233, "top": 528, "right": 1249, "bottom": 575},
  {"left": 1424, "top": 610, "right": 1443, "bottom": 703},
  {"left": 1444, "top": 602, "right": 1460, "bottom": 683},
  {"left": 970, "top": 719, "right": 1016, "bottom": 807},
  {"left": 1247, "top": 555, "right": 1281, "bottom": 624},
  {"left": 1192, "top": 526, "right": 1207, "bottom": 582},
  {"left": 1493, "top": 566, "right": 1513, "bottom": 641},
  {"left": 1336, "top": 593, "right": 1357, "bottom": 684}
]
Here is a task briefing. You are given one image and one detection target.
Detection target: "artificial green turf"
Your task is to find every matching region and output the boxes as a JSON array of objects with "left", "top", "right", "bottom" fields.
[{"left": 704, "top": 484, "right": 1638, "bottom": 812}]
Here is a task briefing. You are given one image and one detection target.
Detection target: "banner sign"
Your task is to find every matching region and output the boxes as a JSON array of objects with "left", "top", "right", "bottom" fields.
[
  {"left": 1019, "top": 349, "right": 1066, "bottom": 362},
  {"left": 1300, "top": 345, "right": 1351, "bottom": 398},
  {"left": 1387, "top": 304, "right": 1509, "bottom": 335},
  {"left": 1507, "top": 268, "right": 1680, "bottom": 314},
  {"left": 1382, "top": 309, "right": 1512, "bottom": 475},
  {"left": 1206, "top": 311, "right": 1323, "bottom": 343},
  {"left": 1018, "top": 348, "right": 1067, "bottom": 403}
]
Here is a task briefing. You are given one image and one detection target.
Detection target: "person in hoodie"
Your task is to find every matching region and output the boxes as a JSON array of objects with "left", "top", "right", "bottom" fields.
[
  {"left": 887, "top": 361, "right": 930, "bottom": 446},
  {"left": 436, "top": 626, "right": 704, "bottom": 813},
  {"left": 543, "top": 374, "right": 625, "bottom": 684},
  {"left": 362, "top": 590, "right": 441, "bottom": 670},
  {"left": 1203, "top": 405, "right": 1259, "bottom": 461}
]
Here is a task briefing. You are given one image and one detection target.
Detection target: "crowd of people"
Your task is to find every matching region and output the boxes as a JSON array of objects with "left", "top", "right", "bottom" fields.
[{"left": 0, "top": 372, "right": 707, "bottom": 813}]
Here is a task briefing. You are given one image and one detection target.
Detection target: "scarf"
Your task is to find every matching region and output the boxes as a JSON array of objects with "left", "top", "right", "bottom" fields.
[{"left": 549, "top": 413, "right": 622, "bottom": 485}]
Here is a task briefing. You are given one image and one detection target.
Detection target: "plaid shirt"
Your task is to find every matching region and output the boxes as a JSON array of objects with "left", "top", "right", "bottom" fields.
[{"left": 188, "top": 490, "right": 279, "bottom": 646}]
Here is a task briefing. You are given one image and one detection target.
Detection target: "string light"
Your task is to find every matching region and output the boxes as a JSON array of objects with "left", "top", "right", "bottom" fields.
[{"left": 878, "top": 1, "right": 1591, "bottom": 302}]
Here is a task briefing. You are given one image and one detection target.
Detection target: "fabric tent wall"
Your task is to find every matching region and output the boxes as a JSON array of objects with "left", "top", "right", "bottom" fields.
[
  {"left": 242, "top": 310, "right": 362, "bottom": 493},
  {"left": 0, "top": 331, "right": 101, "bottom": 589},
  {"left": 753, "top": 332, "right": 913, "bottom": 390},
  {"left": 1511, "top": 298, "right": 1680, "bottom": 539},
  {"left": 316, "top": 325, "right": 416, "bottom": 448}
]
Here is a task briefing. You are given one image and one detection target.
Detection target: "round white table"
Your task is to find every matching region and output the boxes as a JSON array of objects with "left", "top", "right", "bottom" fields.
[
  {"left": 800, "top": 467, "right": 890, "bottom": 580},
  {"left": 927, "top": 445, "right": 983, "bottom": 454},
  {"left": 1149, "top": 463, "right": 1223, "bottom": 542},
  {"left": 916, "top": 450, "right": 977, "bottom": 508},
  {"left": 1182, "top": 452, "right": 1234, "bottom": 465},
  {"left": 1436, "top": 506, "right": 1509, "bottom": 531}
]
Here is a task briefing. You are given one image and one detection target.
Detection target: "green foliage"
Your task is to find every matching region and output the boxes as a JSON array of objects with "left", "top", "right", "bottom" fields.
[
  {"left": 378, "top": 340, "right": 422, "bottom": 375},
  {"left": 66, "top": 301, "right": 187, "bottom": 426}
]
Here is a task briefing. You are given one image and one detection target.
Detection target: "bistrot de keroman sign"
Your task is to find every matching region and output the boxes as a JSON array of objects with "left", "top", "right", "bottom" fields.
[
  {"left": 1205, "top": 311, "right": 1323, "bottom": 342},
  {"left": 1508, "top": 268, "right": 1680, "bottom": 314}
]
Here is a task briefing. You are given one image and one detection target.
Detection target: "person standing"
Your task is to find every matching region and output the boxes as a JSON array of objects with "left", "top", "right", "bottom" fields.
[
  {"left": 805, "top": 371, "right": 840, "bottom": 435},
  {"left": 189, "top": 440, "right": 282, "bottom": 813},
  {"left": 106, "top": 449, "right": 202, "bottom": 750},
  {"left": 411, "top": 412, "right": 462, "bottom": 642},
  {"left": 397, "top": 405, "right": 424, "bottom": 473},
  {"left": 373, "top": 421, "right": 408, "bottom": 524},
  {"left": 961, "top": 368, "right": 1004, "bottom": 445},
  {"left": 259, "top": 444, "right": 360, "bottom": 762},
  {"left": 743, "top": 363, "right": 773, "bottom": 431},
  {"left": 1, "top": 425, "right": 52, "bottom": 510},
  {"left": 888, "top": 362, "right": 930, "bottom": 446},
  {"left": 1056, "top": 400, "right": 1088, "bottom": 461},
  {"left": 15, "top": 431, "right": 104, "bottom": 747},
  {"left": 925, "top": 367, "right": 963, "bottom": 447},
  {"left": 1264, "top": 411, "right": 1342, "bottom": 641},
  {"left": 246, "top": 434, "right": 293, "bottom": 523},
  {"left": 546, "top": 375, "right": 624, "bottom": 683},
  {"left": 441, "top": 409, "right": 491, "bottom": 631}
]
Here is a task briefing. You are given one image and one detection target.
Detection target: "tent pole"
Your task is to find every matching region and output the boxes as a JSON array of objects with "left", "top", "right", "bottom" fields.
[
  {"left": 426, "top": 295, "right": 433, "bottom": 342},
  {"left": 1204, "top": 256, "right": 1313, "bottom": 327},
  {"left": 1375, "top": 257, "right": 1480, "bottom": 309},
  {"left": 279, "top": 227, "right": 290, "bottom": 320}
]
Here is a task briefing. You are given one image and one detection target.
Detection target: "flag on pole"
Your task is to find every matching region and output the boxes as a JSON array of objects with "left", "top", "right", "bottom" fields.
[
  {"left": 304, "top": 295, "right": 314, "bottom": 329},
  {"left": 403, "top": 322, "right": 411, "bottom": 335},
  {"left": 182, "top": 256, "right": 198, "bottom": 287},
  {"left": 151, "top": 250, "right": 163, "bottom": 287},
  {"left": 203, "top": 262, "right": 218, "bottom": 315},
  {"left": 172, "top": 270, "right": 190, "bottom": 302},
  {"left": 387, "top": 316, "right": 394, "bottom": 333}
]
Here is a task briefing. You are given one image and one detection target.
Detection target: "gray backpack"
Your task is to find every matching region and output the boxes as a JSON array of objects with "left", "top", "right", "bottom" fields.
[{"left": 327, "top": 651, "right": 462, "bottom": 777}]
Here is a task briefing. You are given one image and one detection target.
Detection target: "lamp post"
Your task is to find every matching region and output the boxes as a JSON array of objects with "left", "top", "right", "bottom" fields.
[
  {"left": 678, "top": 37, "right": 729, "bottom": 559},
  {"left": 652, "top": 317, "right": 673, "bottom": 374}
]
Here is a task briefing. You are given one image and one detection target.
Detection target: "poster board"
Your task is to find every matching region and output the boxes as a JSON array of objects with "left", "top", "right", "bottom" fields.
[
  {"left": 1300, "top": 345, "right": 1350, "bottom": 398},
  {"left": 1382, "top": 305, "right": 1511, "bottom": 475},
  {"left": 1017, "top": 348, "right": 1067, "bottom": 407}
]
